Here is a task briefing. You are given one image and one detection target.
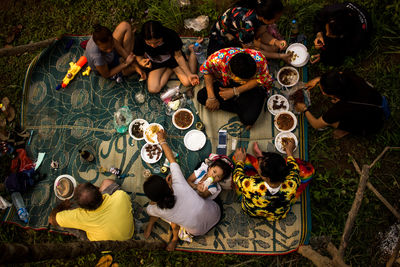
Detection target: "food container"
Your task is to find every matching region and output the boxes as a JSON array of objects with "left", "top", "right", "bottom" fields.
[
  {"left": 274, "top": 111, "right": 297, "bottom": 132},
  {"left": 172, "top": 108, "right": 194, "bottom": 130},
  {"left": 54, "top": 175, "right": 77, "bottom": 200},
  {"left": 267, "top": 94, "right": 290, "bottom": 115},
  {"left": 274, "top": 132, "right": 298, "bottom": 154},
  {"left": 286, "top": 43, "right": 310, "bottom": 67},
  {"left": 128, "top": 119, "right": 149, "bottom": 140},
  {"left": 277, "top": 66, "right": 299, "bottom": 88},
  {"left": 143, "top": 123, "right": 164, "bottom": 144}
]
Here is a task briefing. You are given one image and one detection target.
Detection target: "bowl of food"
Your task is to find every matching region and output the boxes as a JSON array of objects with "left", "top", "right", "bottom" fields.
[
  {"left": 172, "top": 108, "right": 194, "bottom": 130},
  {"left": 144, "top": 123, "right": 164, "bottom": 144},
  {"left": 274, "top": 111, "right": 297, "bottom": 132},
  {"left": 54, "top": 175, "right": 77, "bottom": 201},
  {"left": 267, "top": 94, "right": 289, "bottom": 115},
  {"left": 141, "top": 143, "right": 163, "bottom": 164},
  {"left": 129, "top": 119, "right": 149, "bottom": 140},
  {"left": 286, "top": 43, "right": 310, "bottom": 68},
  {"left": 274, "top": 132, "right": 298, "bottom": 154},
  {"left": 277, "top": 66, "right": 299, "bottom": 88}
]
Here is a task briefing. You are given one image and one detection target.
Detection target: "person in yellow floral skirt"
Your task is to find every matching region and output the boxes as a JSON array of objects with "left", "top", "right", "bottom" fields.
[{"left": 232, "top": 139, "right": 300, "bottom": 221}]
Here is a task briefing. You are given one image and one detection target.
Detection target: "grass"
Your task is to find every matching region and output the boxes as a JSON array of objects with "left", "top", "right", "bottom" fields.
[{"left": 1, "top": 0, "right": 400, "bottom": 266}]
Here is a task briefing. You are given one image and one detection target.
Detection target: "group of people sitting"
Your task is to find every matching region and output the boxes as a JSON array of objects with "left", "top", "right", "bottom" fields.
[{"left": 48, "top": 0, "right": 388, "bottom": 251}]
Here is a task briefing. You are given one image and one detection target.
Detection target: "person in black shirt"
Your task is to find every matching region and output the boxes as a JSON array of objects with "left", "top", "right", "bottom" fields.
[
  {"left": 311, "top": 2, "right": 372, "bottom": 66},
  {"left": 295, "top": 71, "right": 384, "bottom": 139},
  {"left": 134, "top": 20, "right": 199, "bottom": 93}
]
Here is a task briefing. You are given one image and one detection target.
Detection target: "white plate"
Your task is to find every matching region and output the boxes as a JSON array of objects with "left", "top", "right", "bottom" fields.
[
  {"left": 277, "top": 66, "right": 299, "bottom": 88},
  {"left": 286, "top": 43, "right": 310, "bottom": 67},
  {"left": 172, "top": 108, "right": 194, "bottom": 130},
  {"left": 184, "top": 130, "right": 207, "bottom": 151},
  {"left": 274, "top": 111, "right": 297, "bottom": 132},
  {"left": 141, "top": 143, "right": 163, "bottom": 164},
  {"left": 143, "top": 123, "right": 164, "bottom": 144},
  {"left": 267, "top": 94, "right": 290, "bottom": 115},
  {"left": 54, "top": 174, "right": 77, "bottom": 201},
  {"left": 274, "top": 132, "right": 298, "bottom": 154},
  {"left": 128, "top": 119, "right": 149, "bottom": 140}
]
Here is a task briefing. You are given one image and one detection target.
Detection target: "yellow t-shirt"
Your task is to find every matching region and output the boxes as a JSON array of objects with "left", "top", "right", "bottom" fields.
[{"left": 56, "top": 190, "right": 134, "bottom": 241}]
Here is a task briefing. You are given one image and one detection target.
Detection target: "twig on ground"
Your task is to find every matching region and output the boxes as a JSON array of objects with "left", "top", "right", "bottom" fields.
[
  {"left": 366, "top": 182, "right": 400, "bottom": 220},
  {"left": 0, "top": 37, "right": 58, "bottom": 57},
  {"left": 369, "top": 147, "right": 400, "bottom": 169}
]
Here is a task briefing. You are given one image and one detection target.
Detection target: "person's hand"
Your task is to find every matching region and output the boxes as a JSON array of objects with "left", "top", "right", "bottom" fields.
[
  {"left": 305, "top": 77, "right": 320, "bottom": 90},
  {"left": 136, "top": 65, "right": 147, "bottom": 80},
  {"left": 125, "top": 53, "right": 135, "bottom": 66},
  {"left": 295, "top": 102, "right": 307, "bottom": 113},
  {"left": 284, "top": 138, "right": 296, "bottom": 155},
  {"left": 197, "top": 182, "right": 208, "bottom": 192},
  {"left": 275, "top": 39, "right": 287, "bottom": 50},
  {"left": 188, "top": 74, "right": 199, "bottom": 86},
  {"left": 234, "top": 147, "right": 247, "bottom": 162},
  {"left": 253, "top": 39, "right": 261, "bottom": 49},
  {"left": 156, "top": 129, "right": 167, "bottom": 143},
  {"left": 310, "top": 54, "right": 321, "bottom": 64},
  {"left": 139, "top": 58, "right": 152, "bottom": 69},
  {"left": 242, "top": 42, "right": 254, "bottom": 49},
  {"left": 225, "top": 33, "right": 235, "bottom": 41},
  {"left": 219, "top": 87, "right": 235, "bottom": 100},
  {"left": 165, "top": 174, "right": 172, "bottom": 187},
  {"left": 205, "top": 98, "right": 220, "bottom": 111},
  {"left": 314, "top": 32, "right": 325, "bottom": 49},
  {"left": 280, "top": 53, "right": 292, "bottom": 64}
]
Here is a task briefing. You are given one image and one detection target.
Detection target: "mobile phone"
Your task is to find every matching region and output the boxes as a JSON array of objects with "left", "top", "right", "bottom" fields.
[{"left": 217, "top": 129, "right": 227, "bottom": 155}]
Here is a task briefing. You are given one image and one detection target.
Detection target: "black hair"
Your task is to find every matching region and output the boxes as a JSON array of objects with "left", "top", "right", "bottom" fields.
[
  {"left": 327, "top": 10, "right": 356, "bottom": 38},
  {"left": 143, "top": 175, "right": 176, "bottom": 209},
  {"left": 141, "top": 20, "right": 164, "bottom": 40},
  {"left": 74, "top": 182, "right": 103, "bottom": 210},
  {"left": 210, "top": 159, "right": 233, "bottom": 181},
  {"left": 259, "top": 152, "right": 289, "bottom": 183},
  {"left": 92, "top": 24, "right": 113, "bottom": 44},
  {"left": 229, "top": 53, "right": 257, "bottom": 79},
  {"left": 233, "top": 0, "right": 284, "bottom": 20}
]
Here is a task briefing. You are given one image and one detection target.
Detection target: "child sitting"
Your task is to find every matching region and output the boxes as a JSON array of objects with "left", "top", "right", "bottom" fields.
[{"left": 187, "top": 154, "right": 233, "bottom": 200}]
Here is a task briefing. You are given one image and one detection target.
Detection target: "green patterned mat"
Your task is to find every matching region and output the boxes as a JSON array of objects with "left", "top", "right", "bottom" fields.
[{"left": 4, "top": 36, "right": 310, "bottom": 255}]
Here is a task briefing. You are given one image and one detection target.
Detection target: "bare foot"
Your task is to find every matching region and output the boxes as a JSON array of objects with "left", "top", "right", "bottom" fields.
[
  {"left": 252, "top": 142, "right": 263, "bottom": 158},
  {"left": 166, "top": 239, "right": 178, "bottom": 251},
  {"left": 333, "top": 129, "right": 350, "bottom": 139},
  {"left": 143, "top": 223, "right": 153, "bottom": 239}
]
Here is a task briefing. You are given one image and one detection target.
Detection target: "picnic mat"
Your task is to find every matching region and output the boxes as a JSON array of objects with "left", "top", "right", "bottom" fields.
[{"left": 3, "top": 36, "right": 310, "bottom": 255}]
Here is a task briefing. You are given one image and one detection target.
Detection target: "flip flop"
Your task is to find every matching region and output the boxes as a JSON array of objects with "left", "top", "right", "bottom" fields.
[{"left": 96, "top": 254, "right": 113, "bottom": 267}]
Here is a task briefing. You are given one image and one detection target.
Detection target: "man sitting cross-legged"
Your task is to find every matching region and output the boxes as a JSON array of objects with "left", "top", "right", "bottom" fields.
[{"left": 49, "top": 179, "right": 134, "bottom": 241}]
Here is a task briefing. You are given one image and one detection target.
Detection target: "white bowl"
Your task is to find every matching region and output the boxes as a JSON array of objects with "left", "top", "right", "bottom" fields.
[
  {"left": 172, "top": 108, "right": 194, "bottom": 130},
  {"left": 267, "top": 94, "right": 290, "bottom": 115},
  {"left": 184, "top": 130, "right": 206, "bottom": 151},
  {"left": 143, "top": 123, "right": 164, "bottom": 144},
  {"left": 286, "top": 43, "right": 310, "bottom": 67},
  {"left": 141, "top": 143, "right": 163, "bottom": 164},
  {"left": 274, "top": 111, "right": 297, "bottom": 132},
  {"left": 128, "top": 119, "right": 149, "bottom": 140},
  {"left": 274, "top": 132, "right": 298, "bottom": 154},
  {"left": 277, "top": 66, "right": 299, "bottom": 88},
  {"left": 54, "top": 175, "right": 77, "bottom": 201}
]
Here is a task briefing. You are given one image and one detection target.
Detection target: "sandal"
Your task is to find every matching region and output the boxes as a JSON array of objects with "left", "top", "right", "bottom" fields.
[{"left": 96, "top": 254, "right": 113, "bottom": 267}]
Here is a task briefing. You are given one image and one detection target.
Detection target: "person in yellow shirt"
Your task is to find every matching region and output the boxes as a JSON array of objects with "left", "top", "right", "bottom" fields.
[{"left": 49, "top": 179, "right": 134, "bottom": 241}]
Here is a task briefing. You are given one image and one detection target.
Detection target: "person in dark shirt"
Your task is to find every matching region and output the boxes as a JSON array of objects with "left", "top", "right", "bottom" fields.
[
  {"left": 311, "top": 2, "right": 372, "bottom": 66},
  {"left": 295, "top": 71, "right": 384, "bottom": 139},
  {"left": 134, "top": 20, "right": 199, "bottom": 93}
]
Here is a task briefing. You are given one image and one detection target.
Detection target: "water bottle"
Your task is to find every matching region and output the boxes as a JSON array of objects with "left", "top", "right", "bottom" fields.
[
  {"left": 11, "top": 192, "right": 29, "bottom": 223},
  {"left": 193, "top": 42, "right": 206, "bottom": 65},
  {"left": 199, "top": 176, "right": 214, "bottom": 191},
  {"left": 290, "top": 19, "right": 299, "bottom": 39}
]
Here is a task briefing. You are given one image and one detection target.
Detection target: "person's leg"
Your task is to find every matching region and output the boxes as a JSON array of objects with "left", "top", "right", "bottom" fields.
[
  {"left": 147, "top": 68, "right": 173, "bottom": 93},
  {"left": 252, "top": 142, "right": 263, "bottom": 158},
  {"left": 113, "top": 21, "right": 134, "bottom": 52},
  {"left": 173, "top": 66, "right": 191, "bottom": 87},
  {"left": 144, "top": 215, "right": 159, "bottom": 238},
  {"left": 235, "top": 87, "right": 266, "bottom": 126},
  {"left": 167, "top": 223, "right": 180, "bottom": 251},
  {"left": 99, "top": 179, "right": 120, "bottom": 195}
]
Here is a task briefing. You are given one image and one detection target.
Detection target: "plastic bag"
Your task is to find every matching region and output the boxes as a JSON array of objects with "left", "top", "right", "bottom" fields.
[
  {"left": 281, "top": 82, "right": 311, "bottom": 114},
  {"left": 113, "top": 106, "right": 133, "bottom": 133},
  {"left": 184, "top": 15, "right": 209, "bottom": 32}
]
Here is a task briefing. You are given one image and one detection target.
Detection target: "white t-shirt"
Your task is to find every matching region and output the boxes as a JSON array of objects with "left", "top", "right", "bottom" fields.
[
  {"left": 194, "top": 162, "right": 222, "bottom": 200},
  {"left": 146, "top": 162, "right": 221, "bottom": 236}
]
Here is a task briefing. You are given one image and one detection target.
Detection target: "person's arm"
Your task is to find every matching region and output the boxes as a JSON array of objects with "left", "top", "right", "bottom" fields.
[
  {"left": 95, "top": 54, "right": 135, "bottom": 78},
  {"left": 156, "top": 130, "right": 176, "bottom": 164},
  {"left": 232, "top": 147, "right": 247, "bottom": 190},
  {"left": 218, "top": 79, "right": 258, "bottom": 100},
  {"left": 187, "top": 173, "right": 197, "bottom": 190},
  {"left": 295, "top": 103, "right": 330, "bottom": 129},
  {"left": 48, "top": 200, "right": 72, "bottom": 226},
  {"left": 204, "top": 73, "right": 220, "bottom": 111},
  {"left": 174, "top": 50, "right": 199, "bottom": 86},
  {"left": 196, "top": 189, "right": 212, "bottom": 199}
]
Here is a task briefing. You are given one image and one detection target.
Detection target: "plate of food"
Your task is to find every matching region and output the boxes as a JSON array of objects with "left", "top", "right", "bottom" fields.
[
  {"left": 54, "top": 174, "right": 77, "bottom": 201},
  {"left": 267, "top": 94, "right": 290, "bottom": 115},
  {"left": 274, "top": 111, "right": 297, "bottom": 132},
  {"left": 144, "top": 123, "right": 164, "bottom": 144},
  {"left": 141, "top": 143, "right": 163, "bottom": 164},
  {"left": 286, "top": 43, "right": 310, "bottom": 68},
  {"left": 277, "top": 66, "right": 299, "bottom": 87},
  {"left": 128, "top": 119, "right": 149, "bottom": 140},
  {"left": 172, "top": 108, "right": 194, "bottom": 130},
  {"left": 184, "top": 130, "right": 207, "bottom": 151},
  {"left": 274, "top": 132, "right": 298, "bottom": 154}
]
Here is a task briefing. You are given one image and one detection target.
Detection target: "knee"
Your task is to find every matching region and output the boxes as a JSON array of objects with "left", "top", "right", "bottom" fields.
[
  {"left": 181, "top": 79, "right": 191, "bottom": 87},
  {"left": 148, "top": 84, "right": 162, "bottom": 94}
]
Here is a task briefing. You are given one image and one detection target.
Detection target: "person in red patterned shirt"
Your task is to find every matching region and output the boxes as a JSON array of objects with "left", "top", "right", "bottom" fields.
[{"left": 197, "top": 47, "right": 273, "bottom": 128}]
